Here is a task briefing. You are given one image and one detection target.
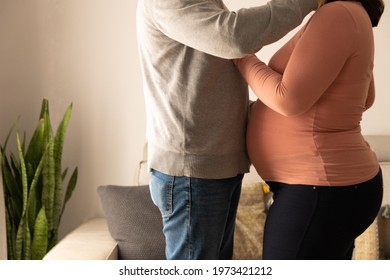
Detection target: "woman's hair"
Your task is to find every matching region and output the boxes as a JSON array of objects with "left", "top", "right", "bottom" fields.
[{"left": 318, "top": 0, "right": 385, "bottom": 27}]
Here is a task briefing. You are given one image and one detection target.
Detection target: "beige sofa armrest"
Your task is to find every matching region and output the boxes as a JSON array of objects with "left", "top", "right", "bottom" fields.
[{"left": 43, "top": 218, "right": 118, "bottom": 260}]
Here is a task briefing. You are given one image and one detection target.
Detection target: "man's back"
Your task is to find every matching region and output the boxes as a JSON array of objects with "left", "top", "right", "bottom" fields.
[{"left": 136, "top": 0, "right": 317, "bottom": 179}]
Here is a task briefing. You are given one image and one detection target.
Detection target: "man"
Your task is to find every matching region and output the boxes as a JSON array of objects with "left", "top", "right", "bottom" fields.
[{"left": 136, "top": 0, "right": 317, "bottom": 260}]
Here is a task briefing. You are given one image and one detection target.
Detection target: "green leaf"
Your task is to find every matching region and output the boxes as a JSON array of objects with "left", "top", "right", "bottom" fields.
[
  {"left": 25, "top": 119, "right": 45, "bottom": 171},
  {"left": 15, "top": 131, "right": 32, "bottom": 260},
  {"left": 15, "top": 214, "right": 26, "bottom": 260},
  {"left": 61, "top": 167, "right": 78, "bottom": 217},
  {"left": 4, "top": 201, "right": 15, "bottom": 260},
  {"left": 41, "top": 139, "right": 55, "bottom": 232},
  {"left": 52, "top": 103, "right": 73, "bottom": 245},
  {"left": 40, "top": 99, "right": 55, "bottom": 232},
  {"left": 31, "top": 207, "right": 48, "bottom": 260},
  {"left": 16, "top": 131, "right": 28, "bottom": 214},
  {"left": 10, "top": 153, "right": 21, "bottom": 185},
  {"left": 0, "top": 119, "right": 17, "bottom": 151},
  {"left": 39, "top": 98, "right": 49, "bottom": 119},
  {"left": 27, "top": 144, "right": 49, "bottom": 232},
  {"left": 1, "top": 150, "right": 23, "bottom": 222},
  {"left": 23, "top": 219, "right": 32, "bottom": 260},
  {"left": 1, "top": 98, "right": 77, "bottom": 259},
  {"left": 61, "top": 168, "right": 68, "bottom": 182}
]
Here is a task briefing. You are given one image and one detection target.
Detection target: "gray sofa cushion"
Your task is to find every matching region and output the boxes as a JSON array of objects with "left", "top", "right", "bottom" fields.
[{"left": 97, "top": 185, "right": 166, "bottom": 259}]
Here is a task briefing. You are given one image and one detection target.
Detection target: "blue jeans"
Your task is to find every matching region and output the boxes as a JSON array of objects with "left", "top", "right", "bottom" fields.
[{"left": 149, "top": 169, "right": 243, "bottom": 260}]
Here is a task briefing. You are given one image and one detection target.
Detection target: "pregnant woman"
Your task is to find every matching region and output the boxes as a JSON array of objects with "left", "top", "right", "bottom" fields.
[{"left": 234, "top": 0, "right": 385, "bottom": 259}]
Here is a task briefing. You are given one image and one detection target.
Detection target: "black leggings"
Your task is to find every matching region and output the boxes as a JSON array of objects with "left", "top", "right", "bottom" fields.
[{"left": 263, "top": 169, "right": 383, "bottom": 260}]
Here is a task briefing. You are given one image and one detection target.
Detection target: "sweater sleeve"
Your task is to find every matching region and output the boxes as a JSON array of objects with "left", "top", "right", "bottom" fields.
[
  {"left": 150, "top": 0, "right": 317, "bottom": 59},
  {"left": 234, "top": 4, "right": 358, "bottom": 116}
]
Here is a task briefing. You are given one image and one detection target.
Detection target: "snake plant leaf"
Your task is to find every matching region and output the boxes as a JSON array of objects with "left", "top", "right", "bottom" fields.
[
  {"left": 27, "top": 187, "right": 37, "bottom": 233},
  {"left": 53, "top": 103, "right": 72, "bottom": 166},
  {"left": 41, "top": 138, "right": 55, "bottom": 233},
  {"left": 1, "top": 121, "right": 15, "bottom": 151},
  {"left": 14, "top": 217, "right": 23, "bottom": 260},
  {"left": 16, "top": 131, "right": 28, "bottom": 215},
  {"left": 10, "top": 154, "right": 23, "bottom": 208},
  {"left": 31, "top": 207, "right": 48, "bottom": 260},
  {"left": 62, "top": 168, "right": 68, "bottom": 181},
  {"left": 23, "top": 218, "right": 32, "bottom": 260},
  {"left": 39, "top": 98, "right": 50, "bottom": 120},
  {"left": 1, "top": 98, "right": 77, "bottom": 259},
  {"left": 61, "top": 167, "right": 78, "bottom": 217},
  {"left": 54, "top": 103, "right": 72, "bottom": 157},
  {"left": 27, "top": 143, "right": 49, "bottom": 232},
  {"left": 47, "top": 103, "right": 72, "bottom": 248},
  {"left": 15, "top": 214, "right": 28, "bottom": 260},
  {"left": 40, "top": 99, "right": 56, "bottom": 236},
  {"left": 21, "top": 131, "right": 26, "bottom": 157},
  {"left": 10, "top": 153, "right": 21, "bottom": 184},
  {"left": 16, "top": 132, "right": 34, "bottom": 260},
  {"left": 1, "top": 150, "right": 23, "bottom": 221},
  {"left": 25, "top": 119, "right": 45, "bottom": 172},
  {"left": 4, "top": 204, "right": 15, "bottom": 260},
  {"left": 41, "top": 99, "right": 53, "bottom": 148}
]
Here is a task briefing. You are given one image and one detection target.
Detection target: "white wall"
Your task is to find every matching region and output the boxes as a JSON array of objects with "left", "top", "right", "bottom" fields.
[{"left": 0, "top": 0, "right": 389, "bottom": 240}]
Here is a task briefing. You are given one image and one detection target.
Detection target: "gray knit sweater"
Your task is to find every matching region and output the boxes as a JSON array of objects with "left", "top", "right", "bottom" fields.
[{"left": 136, "top": 0, "right": 317, "bottom": 179}]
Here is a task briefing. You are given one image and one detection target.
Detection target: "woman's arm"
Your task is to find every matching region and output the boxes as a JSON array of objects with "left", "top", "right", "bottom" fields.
[{"left": 234, "top": 4, "right": 357, "bottom": 116}]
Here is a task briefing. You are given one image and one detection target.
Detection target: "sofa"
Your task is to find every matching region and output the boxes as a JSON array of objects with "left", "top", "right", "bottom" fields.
[
  {"left": 42, "top": 135, "right": 390, "bottom": 260},
  {"left": 0, "top": 175, "right": 6, "bottom": 260}
]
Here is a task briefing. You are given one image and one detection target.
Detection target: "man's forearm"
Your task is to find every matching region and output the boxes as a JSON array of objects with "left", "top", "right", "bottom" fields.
[{"left": 152, "top": 0, "right": 317, "bottom": 58}]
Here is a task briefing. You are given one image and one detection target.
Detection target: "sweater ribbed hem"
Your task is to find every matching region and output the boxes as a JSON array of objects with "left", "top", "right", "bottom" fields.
[{"left": 148, "top": 143, "right": 250, "bottom": 179}]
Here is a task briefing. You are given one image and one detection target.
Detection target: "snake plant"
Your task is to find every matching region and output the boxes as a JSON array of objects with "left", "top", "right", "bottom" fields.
[{"left": 1, "top": 98, "right": 78, "bottom": 260}]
